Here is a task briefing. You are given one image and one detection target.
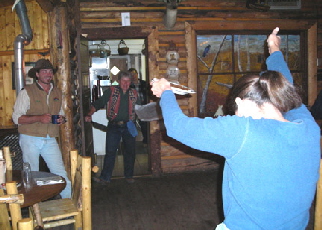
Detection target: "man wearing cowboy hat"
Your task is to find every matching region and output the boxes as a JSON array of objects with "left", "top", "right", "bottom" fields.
[{"left": 12, "top": 59, "right": 71, "bottom": 199}]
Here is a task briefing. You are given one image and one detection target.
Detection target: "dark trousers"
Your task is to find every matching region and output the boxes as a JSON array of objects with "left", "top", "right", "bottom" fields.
[
  {"left": 139, "top": 120, "right": 148, "bottom": 144},
  {"left": 100, "top": 123, "right": 136, "bottom": 181}
]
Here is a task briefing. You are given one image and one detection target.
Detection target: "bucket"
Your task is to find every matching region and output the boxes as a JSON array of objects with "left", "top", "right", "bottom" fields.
[
  {"left": 118, "top": 39, "right": 129, "bottom": 55},
  {"left": 89, "top": 45, "right": 100, "bottom": 57},
  {"left": 99, "top": 40, "right": 111, "bottom": 58}
]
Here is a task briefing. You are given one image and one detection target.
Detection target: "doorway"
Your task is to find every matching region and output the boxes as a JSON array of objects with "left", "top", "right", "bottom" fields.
[{"left": 88, "top": 39, "right": 150, "bottom": 178}]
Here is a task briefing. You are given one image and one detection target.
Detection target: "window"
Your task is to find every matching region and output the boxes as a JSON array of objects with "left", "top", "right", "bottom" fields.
[{"left": 196, "top": 31, "right": 305, "bottom": 117}]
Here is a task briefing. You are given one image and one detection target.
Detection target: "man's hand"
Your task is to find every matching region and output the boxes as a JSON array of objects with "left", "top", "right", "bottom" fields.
[
  {"left": 57, "top": 115, "right": 67, "bottom": 125},
  {"left": 267, "top": 27, "right": 281, "bottom": 54},
  {"left": 85, "top": 106, "right": 96, "bottom": 122},
  {"left": 150, "top": 78, "right": 172, "bottom": 98},
  {"left": 39, "top": 113, "right": 52, "bottom": 124},
  {"left": 85, "top": 115, "right": 92, "bottom": 122}
]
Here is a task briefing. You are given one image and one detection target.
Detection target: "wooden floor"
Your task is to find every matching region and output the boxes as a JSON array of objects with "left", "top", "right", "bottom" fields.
[
  {"left": 91, "top": 170, "right": 223, "bottom": 230},
  {"left": 91, "top": 170, "right": 222, "bottom": 230},
  {"left": 32, "top": 168, "right": 316, "bottom": 230},
  {"left": 95, "top": 141, "right": 150, "bottom": 178}
]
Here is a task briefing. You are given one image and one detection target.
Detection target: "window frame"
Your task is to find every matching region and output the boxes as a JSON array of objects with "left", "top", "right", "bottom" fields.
[{"left": 195, "top": 30, "right": 308, "bottom": 117}]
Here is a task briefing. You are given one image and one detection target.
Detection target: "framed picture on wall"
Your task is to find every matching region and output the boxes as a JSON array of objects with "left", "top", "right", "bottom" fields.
[{"left": 12, "top": 62, "right": 36, "bottom": 90}]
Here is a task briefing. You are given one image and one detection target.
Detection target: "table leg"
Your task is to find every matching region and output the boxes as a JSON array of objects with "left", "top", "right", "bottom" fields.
[{"left": 32, "top": 203, "right": 44, "bottom": 228}]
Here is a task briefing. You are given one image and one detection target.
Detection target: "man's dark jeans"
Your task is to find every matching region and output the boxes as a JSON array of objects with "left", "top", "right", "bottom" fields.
[{"left": 100, "top": 123, "right": 136, "bottom": 181}]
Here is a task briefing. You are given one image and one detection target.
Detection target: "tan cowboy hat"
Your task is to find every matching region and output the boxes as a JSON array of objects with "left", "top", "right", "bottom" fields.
[{"left": 28, "top": 59, "right": 58, "bottom": 78}]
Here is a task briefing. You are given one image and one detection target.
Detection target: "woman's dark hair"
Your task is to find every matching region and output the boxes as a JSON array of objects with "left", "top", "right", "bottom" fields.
[{"left": 226, "top": 70, "right": 302, "bottom": 115}]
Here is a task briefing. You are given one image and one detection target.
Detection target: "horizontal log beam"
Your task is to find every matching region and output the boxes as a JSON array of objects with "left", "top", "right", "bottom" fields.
[
  {"left": 0, "top": 49, "right": 50, "bottom": 56},
  {"left": 159, "top": 69, "right": 188, "bottom": 74},
  {"left": 159, "top": 44, "right": 186, "bottom": 47},
  {"left": 82, "top": 26, "right": 153, "bottom": 40},
  {"left": 81, "top": 18, "right": 163, "bottom": 23},
  {"left": 189, "top": 19, "right": 316, "bottom": 31},
  {"left": 159, "top": 31, "right": 185, "bottom": 35},
  {"left": 81, "top": 17, "right": 316, "bottom": 26},
  {"left": 159, "top": 58, "right": 187, "bottom": 62},
  {"left": 81, "top": 7, "right": 165, "bottom": 11},
  {"left": 80, "top": 6, "right": 247, "bottom": 12}
]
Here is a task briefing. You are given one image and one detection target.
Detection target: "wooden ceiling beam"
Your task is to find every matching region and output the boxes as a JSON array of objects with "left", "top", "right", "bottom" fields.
[
  {"left": 36, "top": 0, "right": 57, "bottom": 12},
  {"left": 0, "top": 1, "right": 12, "bottom": 8},
  {"left": 82, "top": 26, "right": 154, "bottom": 40},
  {"left": 0, "top": 0, "right": 61, "bottom": 12}
]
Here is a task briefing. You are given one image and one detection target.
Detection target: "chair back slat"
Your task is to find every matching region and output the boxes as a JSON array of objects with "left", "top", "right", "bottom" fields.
[
  {"left": 70, "top": 150, "right": 78, "bottom": 185},
  {"left": 72, "top": 167, "right": 82, "bottom": 209},
  {"left": 3, "top": 147, "right": 13, "bottom": 171},
  {"left": 0, "top": 150, "right": 6, "bottom": 185},
  {"left": 0, "top": 194, "right": 24, "bottom": 204},
  {"left": 3, "top": 147, "right": 13, "bottom": 182},
  {"left": 71, "top": 149, "right": 83, "bottom": 210}
]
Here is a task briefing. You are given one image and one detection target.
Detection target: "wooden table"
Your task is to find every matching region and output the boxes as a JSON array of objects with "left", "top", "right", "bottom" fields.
[
  {"left": 7, "top": 170, "right": 66, "bottom": 227},
  {"left": 10, "top": 170, "right": 66, "bottom": 208}
]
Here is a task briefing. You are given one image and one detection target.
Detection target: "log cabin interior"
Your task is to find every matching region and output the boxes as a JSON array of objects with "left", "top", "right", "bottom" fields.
[{"left": 0, "top": 0, "right": 322, "bottom": 229}]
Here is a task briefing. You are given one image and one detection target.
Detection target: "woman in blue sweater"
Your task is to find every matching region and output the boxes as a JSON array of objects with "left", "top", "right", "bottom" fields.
[{"left": 151, "top": 28, "right": 320, "bottom": 230}]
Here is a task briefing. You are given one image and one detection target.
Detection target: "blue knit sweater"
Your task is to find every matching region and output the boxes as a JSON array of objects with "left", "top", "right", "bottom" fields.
[{"left": 160, "top": 51, "right": 320, "bottom": 230}]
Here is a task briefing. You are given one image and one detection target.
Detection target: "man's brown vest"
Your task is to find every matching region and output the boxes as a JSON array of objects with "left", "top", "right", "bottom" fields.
[{"left": 18, "top": 83, "right": 62, "bottom": 137}]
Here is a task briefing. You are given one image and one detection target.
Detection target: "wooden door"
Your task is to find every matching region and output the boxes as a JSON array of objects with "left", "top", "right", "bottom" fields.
[{"left": 109, "top": 56, "right": 129, "bottom": 82}]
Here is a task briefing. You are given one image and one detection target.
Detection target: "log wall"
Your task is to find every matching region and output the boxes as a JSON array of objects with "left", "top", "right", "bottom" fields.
[
  {"left": 0, "top": 0, "right": 49, "bottom": 128},
  {"left": 0, "top": 0, "right": 321, "bottom": 174},
  {"left": 79, "top": 0, "right": 322, "bottom": 173},
  {"left": 0, "top": 1, "right": 76, "bottom": 174},
  {"left": 319, "top": 16, "right": 322, "bottom": 91}
]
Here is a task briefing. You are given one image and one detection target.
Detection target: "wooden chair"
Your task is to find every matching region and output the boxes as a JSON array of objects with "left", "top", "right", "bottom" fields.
[
  {"left": 0, "top": 188, "right": 18, "bottom": 230},
  {"left": 0, "top": 182, "right": 33, "bottom": 230},
  {"left": 35, "top": 150, "right": 92, "bottom": 229}
]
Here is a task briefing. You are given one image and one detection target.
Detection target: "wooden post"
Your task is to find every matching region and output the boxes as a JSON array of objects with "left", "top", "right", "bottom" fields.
[
  {"left": 185, "top": 22, "right": 198, "bottom": 117},
  {"left": 6, "top": 181, "right": 22, "bottom": 230},
  {"left": 307, "top": 22, "right": 317, "bottom": 106},
  {"left": 147, "top": 28, "right": 162, "bottom": 177},
  {"left": 82, "top": 156, "right": 92, "bottom": 230},
  {"left": 315, "top": 154, "right": 322, "bottom": 229},
  {"left": 48, "top": 6, "right": 75, "bottom": 177}
]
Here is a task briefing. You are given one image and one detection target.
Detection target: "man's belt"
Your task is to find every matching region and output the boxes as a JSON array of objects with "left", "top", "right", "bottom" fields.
[{"left": 109, "top": 120, "right": 128, "bottom": 126}]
